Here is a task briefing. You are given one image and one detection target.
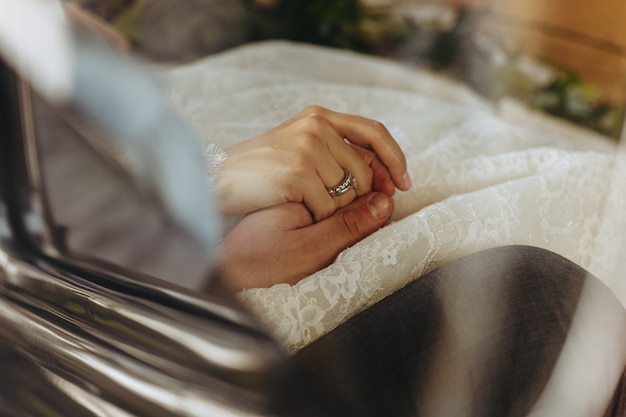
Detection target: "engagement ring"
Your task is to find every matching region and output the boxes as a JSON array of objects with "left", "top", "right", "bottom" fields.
[{"left": 327, "top": 170, "right": 357, "bottom": 197}]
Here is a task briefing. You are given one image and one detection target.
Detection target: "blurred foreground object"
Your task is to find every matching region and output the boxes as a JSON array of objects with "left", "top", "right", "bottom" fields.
[
  {"left": 63, "top": 2, "right": 131, "bottom": 51},
  {"left": 2, "top": 0, "right": 221, "bottom": 251},
  {"left": 0, "top": 1, "right": 346, "bottom": 416}
]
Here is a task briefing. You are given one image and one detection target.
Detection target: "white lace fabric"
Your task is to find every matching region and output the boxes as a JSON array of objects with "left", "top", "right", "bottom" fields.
[{"left": 160, "top": 41, "right": 622, "bottom": 354}]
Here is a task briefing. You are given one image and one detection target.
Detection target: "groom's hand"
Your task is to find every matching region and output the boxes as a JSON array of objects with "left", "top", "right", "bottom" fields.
[{"left": 218, "top": 192, "right": 394, "bottom": 292}]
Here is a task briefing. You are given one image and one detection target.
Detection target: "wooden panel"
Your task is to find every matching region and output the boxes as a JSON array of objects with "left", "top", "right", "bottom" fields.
[
  {"left": 487, "top": 0, "right": 626, "bottom": 102},
  {"left": 404, "top": 0, "right": 626, "bottom": 46},
  {"left": 491, "top": 0, "right": 626, "bottom": 47}
]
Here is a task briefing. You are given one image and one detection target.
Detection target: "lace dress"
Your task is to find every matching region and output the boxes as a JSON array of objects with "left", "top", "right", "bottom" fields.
[{"left": 160, "top": 40, "right": 624, "bottom": 354}]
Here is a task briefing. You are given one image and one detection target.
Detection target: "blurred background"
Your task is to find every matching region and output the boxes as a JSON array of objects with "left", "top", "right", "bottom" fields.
[{"left": 64, "top": 0, "right": 626, "bottom": 139}]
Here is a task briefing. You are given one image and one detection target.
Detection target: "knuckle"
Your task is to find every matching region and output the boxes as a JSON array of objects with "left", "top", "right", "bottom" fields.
[
  {"left": 302, "top": 104, "right": 327, "bottom": 115},
  {"left": 341, "top": 210, "right": 361, "bottom": 237},
  {"left": 369, "top": 119, "right": 389, "bottom": 136},
  {"left": 310, "top": 196, "right": 336, "bottom": 222},
  {"left": 298, "top": 109, "right": 331, "bottom": 130},
  {"left": 317, "top": 201, "right": 335, "bottom": 221},
  {"left": 281, "top": 172, "right": 306, "bottom": 199},
  {"left": 293, "top": 205, "right": 314, "bottom": 225}
]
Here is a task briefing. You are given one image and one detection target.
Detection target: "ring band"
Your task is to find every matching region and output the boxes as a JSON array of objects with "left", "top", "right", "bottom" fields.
[{"left": 327, "top": 170, "right": 358, "bottom": 197}]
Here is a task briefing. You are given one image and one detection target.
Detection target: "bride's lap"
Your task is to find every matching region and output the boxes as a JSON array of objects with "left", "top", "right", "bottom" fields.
[
  {"left": 292, "top": 245, "right": 626, "bottom": 417},
  {"left": 168, "top": 42, "right": 617, "bottom": 353}
]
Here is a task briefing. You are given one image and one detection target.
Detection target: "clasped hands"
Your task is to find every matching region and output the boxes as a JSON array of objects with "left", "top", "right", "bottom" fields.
[
  {"left": 60, "top": 5, "right": 412, "bottom": 292},
  {"left": 216, "top": 105, "right": 411, "bottom": 292}
]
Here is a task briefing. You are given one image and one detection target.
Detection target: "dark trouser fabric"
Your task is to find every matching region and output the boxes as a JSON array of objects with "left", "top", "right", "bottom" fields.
[{"left": 292, "top": 246, "right": 626, "bottom": 417}]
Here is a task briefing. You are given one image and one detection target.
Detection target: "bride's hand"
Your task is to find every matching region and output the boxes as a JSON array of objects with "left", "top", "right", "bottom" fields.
[{"left": 216, "top": 105, "right": 411, "bottom": 221}]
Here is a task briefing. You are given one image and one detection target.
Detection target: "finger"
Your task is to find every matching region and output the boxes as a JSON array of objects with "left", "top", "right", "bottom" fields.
[
  {"left": 370, "top": 156, "right": 396, "bottom": 196},
  {"left": 337, "top": 115, "right": 410, "bottom": 191},
  {"left": 295, "top": 192, "right": 394, "bottom": 268},
  {"left": 259, "top": 202, "right": 315, "bottom": 230},
  {"left": 290, "top": 142, "right": 349, "bottom": 221},
  {"left": 326, "top": 137, "right": 374, "bottom": 197},
  {"left": 322, "top": 169, "right": 359, "bottom": 214},
  {"left": 294, "top": 112, "right": 370, "bottom": 189},
  {"left": 352, "top": 146, "right": 395, "bottom": 196},
  {"left": 306, "top": 134, "right": 359, "bottom": 211},
  {"left": 307, "top": 106, "right": 411, "bottom": 191},
  {"left": 304, "top": 175, "right": 344, "bottom": 222},
  {"left": 288, "top": 116, "right": 361, "bottom": 214},
  {"left": 294, "top": 112, "right": 372, "bottom": 198}
]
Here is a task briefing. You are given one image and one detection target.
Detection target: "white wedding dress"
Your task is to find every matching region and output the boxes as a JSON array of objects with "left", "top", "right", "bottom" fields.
[{"left": 160, "top": 40, "right": 625, "bottom": 353}]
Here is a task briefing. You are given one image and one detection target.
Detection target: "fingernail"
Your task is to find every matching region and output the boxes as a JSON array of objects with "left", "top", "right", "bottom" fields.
[
  {"left": 402, "top": 171, "right": 412, "bottom": 189},
  {"left": 368, "top": 193, "right": 390, "bottom": 219}
]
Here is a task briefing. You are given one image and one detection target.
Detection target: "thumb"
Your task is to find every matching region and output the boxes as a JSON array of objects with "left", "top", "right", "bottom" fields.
[{"left": 301, "top": 192, "right": 394, "bottom": 267}]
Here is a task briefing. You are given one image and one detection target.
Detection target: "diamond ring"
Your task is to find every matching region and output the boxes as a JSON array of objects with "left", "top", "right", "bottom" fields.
[{"left": 327, "top": 170, "right": 357, "bottom": 197}]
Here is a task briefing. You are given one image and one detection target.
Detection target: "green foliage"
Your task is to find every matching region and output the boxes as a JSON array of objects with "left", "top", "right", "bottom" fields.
[
  {"left": 534, "top": 72, "right": 624, "bottom": 138},
  {"left": 244, "top": 0, "right": 391, "bottom": 54}
]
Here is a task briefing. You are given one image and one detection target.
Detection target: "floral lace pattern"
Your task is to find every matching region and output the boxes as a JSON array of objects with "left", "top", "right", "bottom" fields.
[
  {"left": 202, "top": 143, "right": 228, "bottom": 185},
  {"left": 160, "top": 41, "right": 620, "bottom": 354}
]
